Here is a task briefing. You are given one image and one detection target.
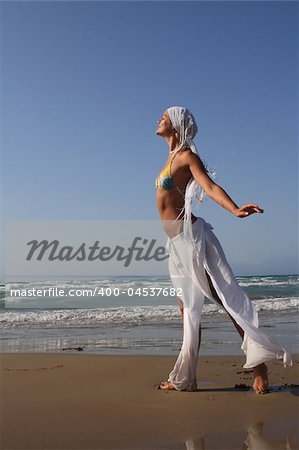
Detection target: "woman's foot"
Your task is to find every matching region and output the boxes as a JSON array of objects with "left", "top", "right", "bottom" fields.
[
  {"left": 159, "top": 380, "right": 197, "bottom": 391},
  {"left": 253, "top": 363, "right": 269, "bottom": 394},
  {"left": 159, "top": 380, "right": 176, "bottom": 390}
]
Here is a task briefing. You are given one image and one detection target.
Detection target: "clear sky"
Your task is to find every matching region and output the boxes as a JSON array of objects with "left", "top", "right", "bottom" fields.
[{"left": 1, "top": 1, "right": 298, "bottom": 276}]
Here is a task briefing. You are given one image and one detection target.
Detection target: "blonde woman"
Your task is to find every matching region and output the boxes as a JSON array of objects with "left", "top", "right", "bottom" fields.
[{"left": 155, "top": 106, "right": 291, "bottom": 393}]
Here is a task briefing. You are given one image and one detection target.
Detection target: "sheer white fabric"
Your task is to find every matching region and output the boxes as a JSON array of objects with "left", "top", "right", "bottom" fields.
[{"left": 166, "top": 218, "right": 292, "bottom": 391}]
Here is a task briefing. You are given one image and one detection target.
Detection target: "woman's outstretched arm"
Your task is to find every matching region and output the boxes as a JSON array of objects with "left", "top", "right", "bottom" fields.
[{"left": 184, "top": 152, "right": 264, "bottom": 218}]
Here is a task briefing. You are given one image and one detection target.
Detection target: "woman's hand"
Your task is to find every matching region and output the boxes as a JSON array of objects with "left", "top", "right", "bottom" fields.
[{"left": 235, "top": 204, "right": 264, "bottom": 218}]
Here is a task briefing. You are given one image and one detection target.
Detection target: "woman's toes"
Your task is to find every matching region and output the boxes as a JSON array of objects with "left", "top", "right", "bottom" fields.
[{"left": 159, "top": 381, "right": 175, "bottom": 390}]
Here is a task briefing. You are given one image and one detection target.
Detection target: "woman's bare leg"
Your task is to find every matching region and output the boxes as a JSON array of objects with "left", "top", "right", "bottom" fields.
[
  {"left": 205, "top": 271, "right": 244, "bottom": 339},
  {"left": 205, "top": 271, "right": 269, "bottom": 394}
]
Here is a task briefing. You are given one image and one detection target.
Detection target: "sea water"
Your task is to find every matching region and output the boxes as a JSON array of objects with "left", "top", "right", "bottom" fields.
[{"left": 0, "top": 274, "right": 298, "bottom": 355}]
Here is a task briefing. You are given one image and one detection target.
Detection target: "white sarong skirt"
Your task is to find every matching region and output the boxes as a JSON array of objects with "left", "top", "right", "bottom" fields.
[{"left": 167, "top": 217, "right": 292, "bottom": 391}]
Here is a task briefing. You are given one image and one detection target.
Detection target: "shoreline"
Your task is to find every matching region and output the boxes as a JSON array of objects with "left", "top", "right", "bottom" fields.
[{"left": 1, "top": 353, "right": 298, "bottom": 449}]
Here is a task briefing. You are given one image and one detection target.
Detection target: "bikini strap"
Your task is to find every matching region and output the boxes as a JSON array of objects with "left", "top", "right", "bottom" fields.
[{"left": 169, "top": 150, "right": 180, "bottom": 177}]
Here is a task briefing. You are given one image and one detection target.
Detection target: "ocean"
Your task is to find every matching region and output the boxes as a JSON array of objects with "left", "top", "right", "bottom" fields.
[{"left": 1, "top": 274, "right": 298, "bottom": 356}]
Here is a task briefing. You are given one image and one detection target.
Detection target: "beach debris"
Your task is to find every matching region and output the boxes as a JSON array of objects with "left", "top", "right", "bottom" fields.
[
  {"left": 4, "top": 364, "right": 64, "bottom": 371},
  {"left": 61, "top": 346, "right": 84, "bottom": 351},
  {"left": 234, "top": 383, "right": 251, "bottom": 390}
]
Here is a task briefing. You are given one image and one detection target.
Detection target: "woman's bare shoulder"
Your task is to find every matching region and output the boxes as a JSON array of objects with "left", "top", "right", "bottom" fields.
[{"left": 179, "top": 148, "right": 201, "bottom": 164}]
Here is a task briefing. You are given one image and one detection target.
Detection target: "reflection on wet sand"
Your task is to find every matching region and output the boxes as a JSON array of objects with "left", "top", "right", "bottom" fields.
[
  {"left": 244, "top": 423, "right": 296, "bottom": 450},
  {"left": 184, "top": 421, "right": 297, "bottom": 450},
  {"left": 185, "top": 436, "right": 205, "bottom": 450}
]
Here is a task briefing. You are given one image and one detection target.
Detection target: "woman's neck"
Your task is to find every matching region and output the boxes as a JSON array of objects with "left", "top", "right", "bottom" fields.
[{"left": 164, "top": 135, "right": 180, "bottom": 154}]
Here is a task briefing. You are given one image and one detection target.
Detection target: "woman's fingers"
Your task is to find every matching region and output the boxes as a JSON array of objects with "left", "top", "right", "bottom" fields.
[
  {"left": 244, "top": 204, "right": 263, "bottom": 212},
  {"left": 236, "top": 204, "right": 264, "bottom": 217}
]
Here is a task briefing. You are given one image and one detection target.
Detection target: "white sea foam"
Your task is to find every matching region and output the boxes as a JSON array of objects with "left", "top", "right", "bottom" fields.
[
  {"left": 239, "top": 280, "right": 299, "bottom": 287},
  {"left": 0, "top": 306, "right": 181, "bottom": 328},
  {"left": 0, "top": 296, "right": 298, "bottom": 329}
]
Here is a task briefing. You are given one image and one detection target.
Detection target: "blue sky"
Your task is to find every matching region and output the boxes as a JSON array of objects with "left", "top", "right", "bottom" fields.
[{"left": 1, "top": 1, "right": 298, "bottom": 276}]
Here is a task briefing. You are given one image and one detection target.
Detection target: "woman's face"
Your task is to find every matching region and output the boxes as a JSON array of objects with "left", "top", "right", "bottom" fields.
[{"left": 156, "top": 111, "right": 175, "bottom": 137}]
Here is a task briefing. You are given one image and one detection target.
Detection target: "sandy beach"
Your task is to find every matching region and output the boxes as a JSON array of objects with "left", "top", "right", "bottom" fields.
[{"left": 1, "top": 353, "right": 298, "bottom": 449}]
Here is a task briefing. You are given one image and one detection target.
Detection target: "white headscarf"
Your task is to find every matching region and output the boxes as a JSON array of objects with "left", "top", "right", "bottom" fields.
[
  {"left": 167, "top": 106, "right": 215, "bottom": 246},
  {"left": 167, "top": 106, "right": 198, "bottom": 152}
]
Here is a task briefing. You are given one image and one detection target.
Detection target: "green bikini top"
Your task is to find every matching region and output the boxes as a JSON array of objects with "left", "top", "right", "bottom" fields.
[{"left": 155, "top": 151, "right": 180, "bottom": 190}]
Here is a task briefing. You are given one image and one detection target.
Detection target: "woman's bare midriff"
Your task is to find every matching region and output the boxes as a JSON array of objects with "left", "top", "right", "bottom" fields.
[
  {"left": 156, "top": 151, "right": 197, "bottom": 237},
  {"left": 156, "top": 188, "right": 197, "bottom": 238}
]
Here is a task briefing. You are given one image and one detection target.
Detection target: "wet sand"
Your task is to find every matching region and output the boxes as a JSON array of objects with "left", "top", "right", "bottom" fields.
[{"left": 1, "top": 353, "right": 298, "bottom": 449}]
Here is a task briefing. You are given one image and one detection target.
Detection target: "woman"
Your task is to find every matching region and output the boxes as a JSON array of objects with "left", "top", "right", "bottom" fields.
[{"left": 155, "top": 106, "right": 291, "bottom": 393}]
